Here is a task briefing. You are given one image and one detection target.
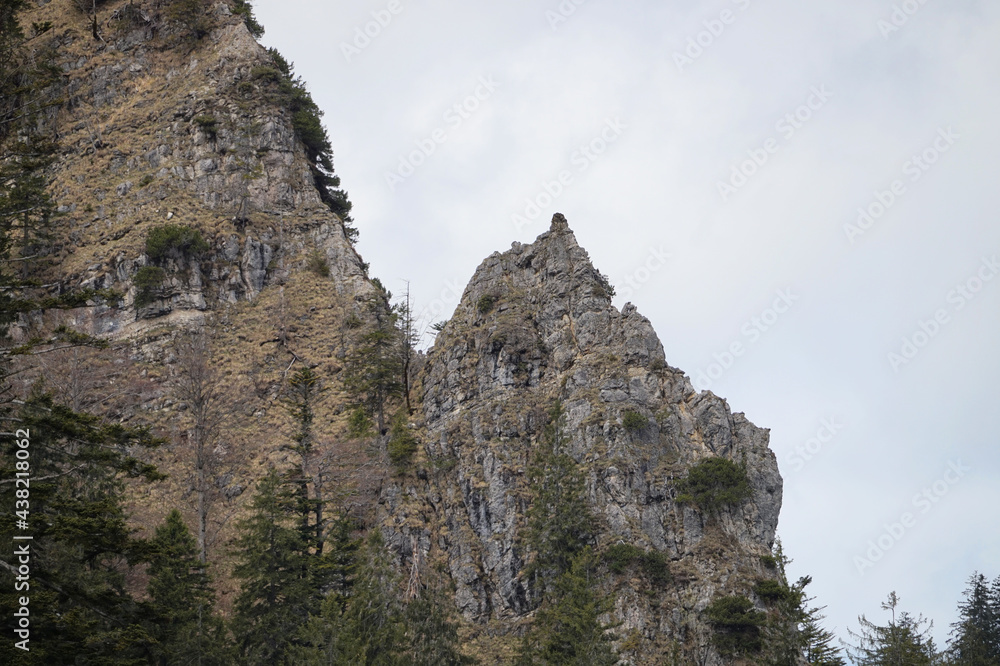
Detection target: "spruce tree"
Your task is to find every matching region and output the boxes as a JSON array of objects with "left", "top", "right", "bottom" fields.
[
  {"left": 755, "top": 542, "right": 846, "bottom": 665},
  {"left": 146, "top": 509, "right": 229, "bottom": 665},
  {"left": 396, "top": 282, "right": 417, "bottom": 414},
  {"left": 517, "top": 547, "right": 617, "bottom": 666},
  {"left": 231, "top": 469, "right": 317, "bottom": 665},
  {"left": 286, "top": 517, "right": 361, "bottom": 665},
  {"left": 294, "top": 530, "right": 407, "bottom": 665},
  {"left": 801, "top": 604, "right": 847, "bottom": 666},
  {"left": 523, "top": 402, "right": 596, "bottom": 589},
  {"left": 517, "top": 405, "right": 617, "bottom": 664},
  {"left": 403, "top": 580, "right": 476, "bottom": 666},
  {"left": 946, "top": 572, "right": 1000, "bottom": 665},
  {"left": 0, "top": 390, "right": 163, "bottom": 665},
  {"left": 285, "top": 366, "right": 325, "bottom": 553},
  {"left": 337, "top": 530, "right": 408, "bottom": 665},
  {"left": 844, "top": 592, "right": 941, "bottom": 666},
  {"left": 342, "top": 283, "right": 404, "bottom": 435}
]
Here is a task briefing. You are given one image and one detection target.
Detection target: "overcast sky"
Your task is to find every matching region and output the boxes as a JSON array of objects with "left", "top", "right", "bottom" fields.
[{"left": 253, "top": 0, "right": 1000, "bottom": 652}]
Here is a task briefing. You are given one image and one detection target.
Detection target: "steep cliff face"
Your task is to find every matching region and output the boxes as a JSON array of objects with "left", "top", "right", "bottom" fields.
[
  {"left": 380, "top": 214, "right": 783, "bottom": 663},
  {"left": 22, "top": 0, "right": 370, "bottom": 342},
  {"left": 11, "top": 0, "right": 387, "bottom": 605}
]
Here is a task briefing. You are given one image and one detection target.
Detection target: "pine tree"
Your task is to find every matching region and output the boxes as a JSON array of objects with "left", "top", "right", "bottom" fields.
[
  {"left": 231, "top": 469, "right": 318, "bottom": 665},
  {"left": 403, "top": 579, "right": 476, "bottom": 666},
  {"left": 146, "top": 509, "right": 229, "bottom": 665},
  {"left": 517, "top": 547, "right": 617, "bottom": 666},
  {"left": 0, "top": 390, "right": 164, "bottom": 665},
  {"left": 946, "top": 572, "right": 1000, "bottom": 665},
  {"left": 295, "top": 530, "right": 408, "bottom": 665},
  {"left": 523, "top": 402, "right": 596, "bottom": 590},
  {"left": 801, "top": 604, "right": 847, "bottom": 666},
  {"left": 285, "top": 366, "right": 325, "bottom": 552},
  {"left": 342, "top": 283, "right": 404, "bottom": 435},
  {"left": 844, "top": 592, "right": 941, "bottom": 666}
]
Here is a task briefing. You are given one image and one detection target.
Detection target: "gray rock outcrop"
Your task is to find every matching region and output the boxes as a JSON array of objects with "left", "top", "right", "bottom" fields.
[{"left": 380, "top": 214, "right": 783, "bottom": 663}]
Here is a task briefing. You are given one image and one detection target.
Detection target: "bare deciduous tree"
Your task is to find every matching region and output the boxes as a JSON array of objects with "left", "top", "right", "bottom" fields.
[{"left": 171, "top": 331, "right": 232, "bottom": 565}]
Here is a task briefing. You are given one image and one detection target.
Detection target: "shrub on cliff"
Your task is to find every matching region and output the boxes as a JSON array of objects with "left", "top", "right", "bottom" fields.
[
  {"left": 134, "top": 265, "right": 166, "bottom": 307},
  {"left": 706, "top": 595, "right": 765, "bottom": 656},
  {"left": 675, "top": 457, "right": 752, "bottom": 512},
  {"left": 146, "top": 224, "right": 209, "bottom": 262},
  {"left": 621, "top": 409, "right": 647, "bottom": 433}
]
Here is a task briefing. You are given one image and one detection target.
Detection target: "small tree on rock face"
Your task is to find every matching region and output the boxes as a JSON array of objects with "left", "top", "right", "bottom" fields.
[
  {"left": 517, "top": 547, "right": 617, "bottom": 666},
  {"left": 675, "top": 456, "right": 752, "bottom": 513},
  {"left": 232, "top": 0, "right": 264, "bottom": 38},
  {"left": 523, "top": 402, "right": 596, "bottom": 590},
  {"left": 518, "top": 404, "right": 616, "bottom": 665},
  {"left": 706, "top": 595, "right": 766, "bottom": 657},
  {"left": 342, "top": 286, "right": 404, "bottom": 435}
]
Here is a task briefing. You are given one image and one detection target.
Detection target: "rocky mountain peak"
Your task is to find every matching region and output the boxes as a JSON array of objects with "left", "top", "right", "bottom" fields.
[
  {"left": 429, "top": 213, "right": 669, "bottom": 404},
  {"left": 383, "top": 214, "right": 783, "bottom": 660}
]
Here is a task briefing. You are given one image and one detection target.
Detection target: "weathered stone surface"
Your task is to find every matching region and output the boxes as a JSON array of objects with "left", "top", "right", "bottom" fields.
[{"left": 380, "top": 213, "right": 783, "bottom": 663}]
